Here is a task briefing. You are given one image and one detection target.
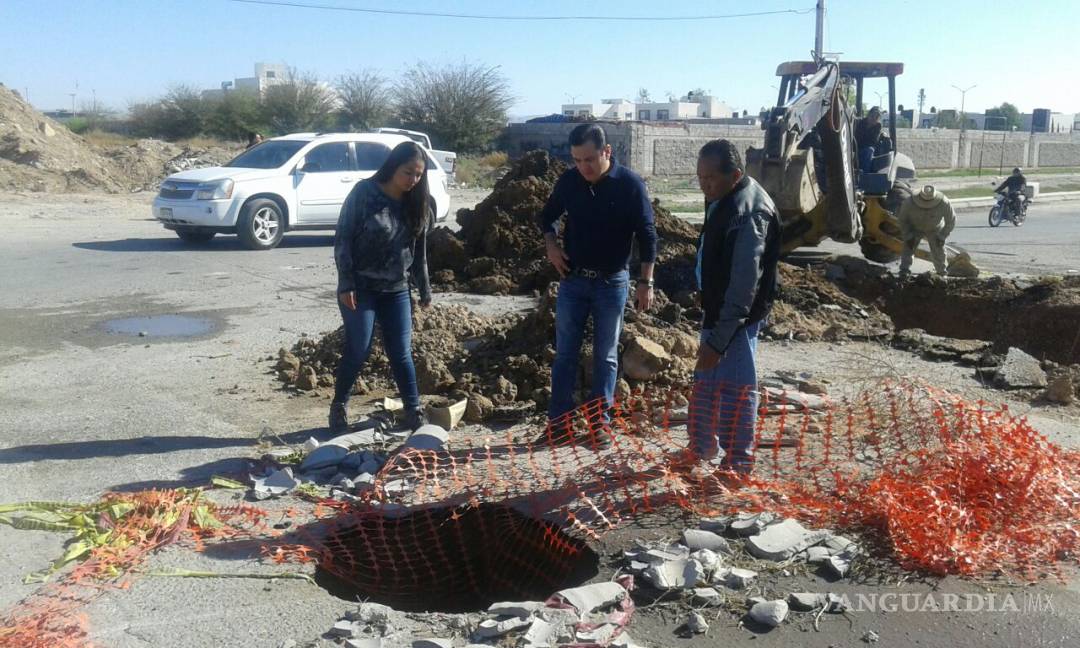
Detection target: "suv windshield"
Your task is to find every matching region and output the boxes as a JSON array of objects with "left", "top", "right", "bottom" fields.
[{"left": 226, "top": 140, "right": 308, "bottom": 169}]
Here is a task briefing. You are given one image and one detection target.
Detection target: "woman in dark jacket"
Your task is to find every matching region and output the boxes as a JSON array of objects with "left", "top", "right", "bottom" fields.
[{"left": 330, "top": 141, "right": 433, "bottom": 434}]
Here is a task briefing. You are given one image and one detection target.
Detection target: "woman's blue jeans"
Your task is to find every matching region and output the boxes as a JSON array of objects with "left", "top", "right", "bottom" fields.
[{"left": 333, "top": 289, "right": 419, "bottom": 410}]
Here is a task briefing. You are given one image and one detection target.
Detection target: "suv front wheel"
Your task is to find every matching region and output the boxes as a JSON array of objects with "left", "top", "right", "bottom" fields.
[{"left": 237, "top": 198, "right": 284, "bottom": 250}]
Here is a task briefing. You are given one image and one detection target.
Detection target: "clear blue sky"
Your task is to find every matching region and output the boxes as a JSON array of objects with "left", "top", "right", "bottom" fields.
[{"left": 1, "top": 0, "right": 1077, "bottom": 118}]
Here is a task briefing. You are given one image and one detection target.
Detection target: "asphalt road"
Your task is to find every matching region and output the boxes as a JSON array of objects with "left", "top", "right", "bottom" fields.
[{"left": 2, "top": 191, "right": 1079, "bottom": 647}]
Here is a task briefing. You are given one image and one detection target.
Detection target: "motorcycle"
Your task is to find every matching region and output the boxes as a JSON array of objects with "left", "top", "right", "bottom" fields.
[{"left": 988, "top": 191, "right": 1028, "bottom": 227}]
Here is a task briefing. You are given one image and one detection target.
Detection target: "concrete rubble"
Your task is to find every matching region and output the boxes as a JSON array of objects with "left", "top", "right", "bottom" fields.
[
  {"left": 745, "top": 518, "right": 833, "bottom": 561},
  {"left": 748, "top": 599, "right": 789, "bottom": 627},
  {"left": 995, "top": 347, "right": 1049, "bottom": 389}
]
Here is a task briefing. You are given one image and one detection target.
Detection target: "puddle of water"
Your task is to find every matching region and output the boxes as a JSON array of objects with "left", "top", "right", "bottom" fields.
[{"left": 102, "top": 314, "right": 216, "bottom": 338}]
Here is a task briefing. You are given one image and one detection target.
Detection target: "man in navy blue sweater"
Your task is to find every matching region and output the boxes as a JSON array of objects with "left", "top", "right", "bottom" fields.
[{"left": 538, "top": 123, "right": 658, "bottom": 442}]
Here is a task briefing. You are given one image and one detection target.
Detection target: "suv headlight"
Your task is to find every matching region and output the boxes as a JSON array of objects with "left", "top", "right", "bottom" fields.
[{"left": 196, "top": 179, "right": 235, "bottom": 200}]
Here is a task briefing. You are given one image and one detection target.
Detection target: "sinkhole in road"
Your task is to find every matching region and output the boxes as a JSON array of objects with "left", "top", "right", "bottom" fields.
[
  {"left": 312, "top": 503, "right": 600, "bottom": 613},
  {"left": 102, "top": 314, "right": 216, "bottom": 338}
]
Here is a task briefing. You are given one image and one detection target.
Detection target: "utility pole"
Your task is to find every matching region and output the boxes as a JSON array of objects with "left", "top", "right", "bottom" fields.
[{"left": 814, "top": 0, "right": 825, "bottom": 60}]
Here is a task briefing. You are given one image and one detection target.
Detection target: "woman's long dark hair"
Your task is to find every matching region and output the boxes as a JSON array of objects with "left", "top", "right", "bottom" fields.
[{"left": 373, "top": 141, "right": 430, "bottom": 238}]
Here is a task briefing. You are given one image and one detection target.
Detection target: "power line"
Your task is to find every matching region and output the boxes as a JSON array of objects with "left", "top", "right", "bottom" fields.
[{"left": 226, "top": 0, "right": 815, "bottom": 22}]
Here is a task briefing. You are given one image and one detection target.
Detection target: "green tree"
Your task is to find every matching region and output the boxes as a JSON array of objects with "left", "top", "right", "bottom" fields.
[
  {"left": 935, "top": 110, "right": 960, "bottom": 129},
  {"left": 205, "top": 90, "right": 266, "bottom": 140},
  {"left": 128, "top": 84, "right": 207, "bottom": 139},
  {"left": 394, "top": 62, "right": 513, "bottom": 152},
  {"left": 984, "top": 102, "right": 1021, "bottom": 131},
  {"left": 335, "top": 69, "right": 391, "bottom": 131},
  {"left": 261, "top": 70, "right": 337, "bottom": 133}
]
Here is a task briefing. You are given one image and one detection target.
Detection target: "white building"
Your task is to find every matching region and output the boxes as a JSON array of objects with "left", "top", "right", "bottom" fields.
[
  {"left": 560, "top": 93, "right": 736, "bottom": 122},
  {"left": 202, "top": 62, "right": 290, "bottom": 100}
]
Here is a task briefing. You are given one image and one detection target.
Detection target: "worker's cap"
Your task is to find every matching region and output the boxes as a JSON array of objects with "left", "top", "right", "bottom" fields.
[{"left": 913, "top": 184, "right": 944, "bottom": 208}]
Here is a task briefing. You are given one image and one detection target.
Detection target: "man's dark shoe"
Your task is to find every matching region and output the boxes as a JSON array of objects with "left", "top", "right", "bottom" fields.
[
  {"left": 404, "top": 407, "right": 427, "bottom": 432},
  {"left": 329, "top": 402, "right": 348, "bottom": 435},
  {"left": 532, "top": 419, "right": 578, "bottom": 447}
]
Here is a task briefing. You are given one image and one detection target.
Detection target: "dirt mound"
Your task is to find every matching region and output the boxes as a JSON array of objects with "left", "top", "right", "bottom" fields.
[
  {"left": 101, "top": 139, "right": 238, "bottom": 191},
  {"left": 429, "top": 150, "right": 705, "bottom": 299},
  {"left": 0, "top": 85, "right": 125, "bottom": 192},
  {"left": 765, "top": 264, "right": 894, "bottom": 341}
]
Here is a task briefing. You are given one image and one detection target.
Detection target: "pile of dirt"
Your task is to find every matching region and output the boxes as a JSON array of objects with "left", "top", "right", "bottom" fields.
[
  {"left": 0, "top": 84, "right": 239, "bottom": 194},
  {"left": 764, "top": 264, "right": 894, "bottom": 342},
  {"left": 428, "top": 150, "right": 705, "bottom": 300},
  {"left": 101, "top": 139, "right": 239, "bottom": 191},
  {"left": 0, "top": 85, "right": 126, "bottom": 192},
  {"left": 275, "top": 290, "right": 701, "bottom": 421}
]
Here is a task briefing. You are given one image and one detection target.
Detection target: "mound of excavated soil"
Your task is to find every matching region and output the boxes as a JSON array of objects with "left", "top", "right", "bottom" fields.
[
  {"left": 0, "top": 85, "right": 125, "bottom": 192},
  {"left": 0, "top": 84, "right": 239, "bottom": 193}
]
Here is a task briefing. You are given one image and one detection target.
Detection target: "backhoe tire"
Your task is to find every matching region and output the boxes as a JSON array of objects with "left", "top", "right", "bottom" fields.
[{"left": 858, "top": 180, "right": 910, "bottom": 264}]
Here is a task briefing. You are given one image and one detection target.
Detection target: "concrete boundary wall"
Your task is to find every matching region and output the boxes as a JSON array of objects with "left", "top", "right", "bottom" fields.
[{"left": 502, "top": 122, "right": 1080, "bottom": 176}]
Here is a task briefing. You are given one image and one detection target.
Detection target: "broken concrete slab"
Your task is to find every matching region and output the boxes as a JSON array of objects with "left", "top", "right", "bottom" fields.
[
  {"left": 642, "top": 559, "right": 688, "bottom": 589},
  {"left": 329, "top": 620, "right": 360, "bottom": 638},
  {"left": 554, "top": 581, "right": 626, "bottom": 615},
  {"left": 749, "top": 600, "right": 789, "bottom": 627},
  {"left": 326, "top": 427, "right": 381, "bottom": 448},
  {"left": 682, "top": 559, "right": 707, "bottom": 589},
  {"left": 302, "top": 437, "right": 320, "bottom": 453},
  {"left": 521, "top": 618, "right": 561, "bottom": 647},
  {"left": 689, "top": 548, "right": 723, "bottom": 574},
  {"left": 686, "top": 611, "right": 709, "bottom": 634},
  {"left": 252, "top": 467, "right": 299, "bottom": 500},
  {"left": 299, "top": 444, "right": 349, "bottom": 472},
  {"left": 825, "top": 553, "right": 855, "bottom": 578},
  {"left": 412, "top": 640, "right": 453, "bottom": 648},
  {"left": 995, "top": 347, "right": 1048, "bottom": 389},
  {"left": 729, "top": 512, "right": 778, "bottom": 536},
  {"left": 348, "top": 602, "right": 395, "bottom": 625},
  {"left": 699, "top": 516, "right": 730, "bottom": 533},
  {"left": 1045, "top": 373, "right": 1075, "bottom": 404},
  {"left": 345, "top": 639, "right": 382, "bottom": 648},
  {"left": 745, "top": 518, "right": 832, "bottom": 561},
  {"left": 683, "top": 528, "right": 732, "bottom": 553},
  {"left": 789, "top": 592, "right": 829, "bottom": 611},
  {"left": 472, "top": 616, "right": 532, "bottom": 639},
  {"left": 610, "top": 630, "right": 646, "bottom": 648},
  {"left": 427, "top": 399, "right": 468, "bottom": 430},
  {"left": 719, "top": 567, "right": 757, "bottom": 589},
  {"left": 641, "top": 544, "right": 690, "bottom": 564},
  {"left": 402, "top": 424, "right": 450, "bottom": 451},
  {"left": 691, "top": 587, "right": 724, "bottom": 607},
  {"left": 803, "top": 546, "right": 832, "bottom": 564},
  {"left": 486, "top": 601, "right": 547, "bottom": 619}
]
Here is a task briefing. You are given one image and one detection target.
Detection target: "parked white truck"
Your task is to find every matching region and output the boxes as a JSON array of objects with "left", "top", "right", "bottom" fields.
[{"left": 370, "top": 128, "right": 457, "bottom": 181}]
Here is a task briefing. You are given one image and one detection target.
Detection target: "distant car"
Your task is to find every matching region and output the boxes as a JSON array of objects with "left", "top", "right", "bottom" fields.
[{"left": 151, "top": 132, "right": 451, "bottom": 250}]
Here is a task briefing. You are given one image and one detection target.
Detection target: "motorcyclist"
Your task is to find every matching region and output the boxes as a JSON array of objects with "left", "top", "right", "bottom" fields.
[{"left": 994, "top": 167, "right": 1028, "bottom": 217}]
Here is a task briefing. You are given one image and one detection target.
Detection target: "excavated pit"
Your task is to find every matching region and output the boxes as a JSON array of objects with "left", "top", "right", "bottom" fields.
[{"left": 312, "top": 503, "right": 600, "bottom": 613}]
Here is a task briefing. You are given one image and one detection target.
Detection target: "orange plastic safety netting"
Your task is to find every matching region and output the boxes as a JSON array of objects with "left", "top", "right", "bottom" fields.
[{"left": 284, "top": 379, "right": 1080, "bottom": 608}]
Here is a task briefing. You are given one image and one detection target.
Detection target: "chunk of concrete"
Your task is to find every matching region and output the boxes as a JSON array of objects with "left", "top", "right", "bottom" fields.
[
  {"left": 863, "top": 629, "right": 880, "bottom": 643},
  {"left": 749, "top": 600, "right": 789, "bottom": 627},
  {"left": 686, "top": 611, "right": 709, "bottom": 634},
  {"left": 610, "top": 630, "right": 646, "bottom": 648},
  {"left": 995, "top": 347, "right": 1048, "bottom": 389},
  {"left": 825, "top": 553, "right": 854, "bottom": 578},
  {"left": 643, "top": 559, "right": 688, "bottom": 589},
  {"left": 729, "top": 512, "right": 777, "bottom": 536},
  {"left": 691, "top": 587, "right": 724, "bottom": 607},
  {"left": 402, "top": 424, "right": 450, "bottom": 451},
  {"left": 521, "top": 618, "right": 560, "bottom": 647},
  {"left": 473, "top": 616, "right": 531, "bottom": 639},
  {"left": 575, "top": 623, "right": 620, "bottom": 644},
  {"left": 412, "top": 640, "right": 453, "bottom": 648},
  {"left": 699, "top": 516, "right": 730, "bottom": 533},
  {"left": 789, "top": 592, "right": 829, "bottom": 611},
  {"left": 427, "top": 399, "right": 468, "bottom": 430},
  {"left": 689, "top": 548, "right": 723, "bottom": 574},
  {"left": 326, "top": 428, "right": 381, "bottom": 448},
  {"left": 349, "top": 602, "right": 394, "bottom": 625},
  {"left": 721, "top": 567, "right": 757, "bottom": 589},
  {"left": 804, "top": 546, "right": 832, "bottom": 564},
  {"left": 252, "top": 467, "right": 299, "bottom": 500},
  {"left": 682, "top": 559, "right": 707, "bottom": 589},
  {"left": 299, "top": 444, "right": 349, "bottom": 472},
  {"left": 345, "top": 639, "right": 382, "bottom": 648},
  {"left": 554, "top": 581, "right": 626, "bottom": 614},
  {"left": 745, "top": 518, "right": 832, "bottom": 561},
  {"left": 1045, "top": 373, "right": 1075, "bottom": 404},
  {"left": 487, "top": 601, "right": 546, "bottom": 619},
  {"left": 642, "top": 545, "right": 690, "bottom": 564},
  {"left": 302, "top": 437, "right": 320, "bottom": 453},
  {"left": 823, "top": 534, "right": 857, "bottom": 555},
  {"left": 683, "top": 528, "right": 733, "bottom": 553},
  {"left": 329, "top": 620, "right": 359, "bottom": 638}
]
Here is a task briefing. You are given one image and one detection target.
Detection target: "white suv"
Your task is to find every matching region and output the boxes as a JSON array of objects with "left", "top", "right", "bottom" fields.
[{"left": 152, "top": 132, "right": 451, "bottom": 250}]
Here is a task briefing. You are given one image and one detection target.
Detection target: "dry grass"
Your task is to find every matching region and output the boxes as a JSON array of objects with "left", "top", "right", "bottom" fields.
[
  {"left": 81, "top": 129, "right": 139, "bottom": 147},
  {"left": 455, "top": 151, "right": 510, "bottom": 187}
]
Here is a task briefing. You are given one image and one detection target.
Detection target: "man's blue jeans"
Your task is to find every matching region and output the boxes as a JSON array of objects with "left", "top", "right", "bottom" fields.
[
  {"left": 548, "top": 271, "right": 629, "bottom": 420},
  {"left": 333, "top": 289, "right": 419, "bottom": 410},
  {"left": 688, "top": 320, "right": 762, "bottom": 473},
  {"left": 859, "top": 146, "right": 875, "bottom": 172}
]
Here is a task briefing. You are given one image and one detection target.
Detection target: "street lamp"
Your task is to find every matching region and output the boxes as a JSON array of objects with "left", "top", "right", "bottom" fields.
[{"left": 952, "top": 84, "right": 976, "bottom": 167}]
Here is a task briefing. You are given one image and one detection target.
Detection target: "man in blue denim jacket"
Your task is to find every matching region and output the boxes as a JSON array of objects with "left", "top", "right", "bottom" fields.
[
  {"left": 689, "top": 139, "right": 782, "bottom": 474},
  {"left": 538, "top": 124, "right": 658, "bottom": 439}
]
